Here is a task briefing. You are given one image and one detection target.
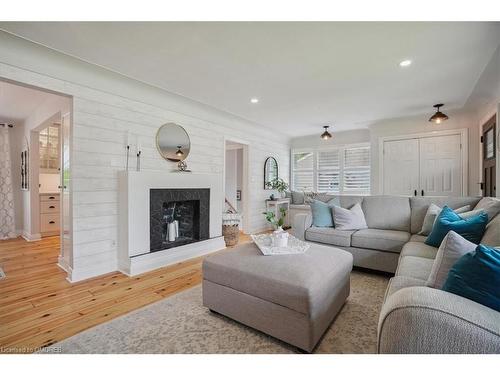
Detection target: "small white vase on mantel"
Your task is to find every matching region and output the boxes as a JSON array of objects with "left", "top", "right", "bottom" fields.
[{"left": 272, "top": 226, "right": 289, "bottom": 248}]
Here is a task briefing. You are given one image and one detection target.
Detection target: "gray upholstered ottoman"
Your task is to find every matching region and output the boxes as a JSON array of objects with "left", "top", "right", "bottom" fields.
[{"left": 202, "top": 242, "right": 353, "bottom": 352}]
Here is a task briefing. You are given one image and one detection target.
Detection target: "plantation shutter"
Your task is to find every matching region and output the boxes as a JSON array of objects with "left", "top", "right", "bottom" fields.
[
  {"left": 343, "top": 146, "right": 370, "bottom": 194},
  {"left": 317, "top": 150, "right": 340, "bottom": 193},
  {"left": 292, "top": 151, "right": 314, "bottom": 191}
]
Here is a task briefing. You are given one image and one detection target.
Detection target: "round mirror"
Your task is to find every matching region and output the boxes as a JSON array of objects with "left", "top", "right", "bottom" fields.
[
  {"left": 156, "top": 123, "right": 191, "bottom": 162},
  {"left": 264, "top": 157, "right": 279, "bottom": 189}
]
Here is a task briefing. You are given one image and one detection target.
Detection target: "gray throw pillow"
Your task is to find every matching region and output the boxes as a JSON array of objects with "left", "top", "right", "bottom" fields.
[
  {"left": 474, "top": 197, "right": 500, "bottom": 223},
  {"left": 418, "top": 204, "right": 470, "bottom": 235},
  {"left": 481, "top": 213, "right": 500, "bottom": 247},
  {"left": 426, "top": 231, "right": 476, "bottom": 289},
  {"left": 291, "top": 191, "right": 304, "bottom": 205},
  {"left": 333, "top": 203, "right": 368, "bottom": 231}
]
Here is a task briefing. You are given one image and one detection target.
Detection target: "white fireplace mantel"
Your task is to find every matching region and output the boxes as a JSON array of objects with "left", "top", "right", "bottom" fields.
[{"left": 118, "top": 171, "right": 225, "bottom": 276}]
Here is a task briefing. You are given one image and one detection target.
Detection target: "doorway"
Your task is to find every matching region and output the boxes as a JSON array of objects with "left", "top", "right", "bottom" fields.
[
  {"left": 224, "top": 139, "right": 250, "bottom": 233},
  {"left": 481, "top": 115, "right": 496, "bottom": 197},
  {"left": 0, "top": 78, "right": 72, "bottom": 276}
]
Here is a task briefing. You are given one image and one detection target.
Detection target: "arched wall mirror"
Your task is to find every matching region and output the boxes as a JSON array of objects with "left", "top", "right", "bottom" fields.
[
  {"left": 264, "top": 157, "right": 279, "bottom": 189},
  {"left": 156, "top": 123, "right": 191, "bottom": 162}
]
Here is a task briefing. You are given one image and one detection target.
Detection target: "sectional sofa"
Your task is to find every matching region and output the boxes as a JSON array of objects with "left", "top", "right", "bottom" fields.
[{"left": 292, "top": 195, "right": 500, "bottom": 353}]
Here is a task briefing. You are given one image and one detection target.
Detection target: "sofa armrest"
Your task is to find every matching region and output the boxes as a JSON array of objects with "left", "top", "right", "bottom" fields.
[
  {"left": 292, "top": 213, "right": 313, "bottom": 240},
  {"left": 378, "top": 286, "right": 500, "bottom": 353}
]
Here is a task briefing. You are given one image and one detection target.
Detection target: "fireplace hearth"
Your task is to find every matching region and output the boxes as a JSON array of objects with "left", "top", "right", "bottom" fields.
[{"left": 150, "top": 188, "right": 210, "bottom": 252}]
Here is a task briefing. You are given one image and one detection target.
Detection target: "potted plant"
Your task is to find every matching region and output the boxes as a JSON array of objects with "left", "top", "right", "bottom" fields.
[
  {"left": 263, "top": 208, "right": 289, "bottom": 247},
  {"left": 265, "top": 177, "right": 289, "bottom": 198}
]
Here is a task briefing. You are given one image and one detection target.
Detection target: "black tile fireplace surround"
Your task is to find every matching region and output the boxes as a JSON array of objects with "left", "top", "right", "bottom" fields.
[{"left": 149, "top": 188, "right": 210, "bottom": 252}]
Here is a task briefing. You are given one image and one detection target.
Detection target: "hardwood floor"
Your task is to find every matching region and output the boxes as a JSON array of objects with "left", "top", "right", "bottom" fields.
[{"left": 0, "top": 232, "right": 253, "bottom": 353}]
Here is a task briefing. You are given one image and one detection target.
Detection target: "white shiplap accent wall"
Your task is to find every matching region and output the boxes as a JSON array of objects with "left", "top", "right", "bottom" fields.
[{"left": 0, "top": 32, "right": 290, "bottom": 281}]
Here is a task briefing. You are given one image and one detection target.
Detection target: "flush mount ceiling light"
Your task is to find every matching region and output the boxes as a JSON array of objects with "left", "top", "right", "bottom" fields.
[
  {"left": 250, "top": 98, "right": 259, "bottom": 104},
  {"left": 399, "top": 59, "right": 412, "bottom": 67},
  {"left": 175, "top": 145, "right": 184, "bottom": 157},
  {"left": 428, "top": 103, "right": 449, "bottom": 124},
  {"left": 320, "top": 125, "right": 332, "bottom": 140}
]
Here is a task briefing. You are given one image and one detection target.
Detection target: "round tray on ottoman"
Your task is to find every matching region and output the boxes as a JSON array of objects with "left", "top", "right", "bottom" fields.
[{"left": 202, "top": 242, "right": 353, "bottom": 352}]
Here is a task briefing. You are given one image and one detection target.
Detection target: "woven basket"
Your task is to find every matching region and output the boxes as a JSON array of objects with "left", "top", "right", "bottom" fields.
[{"left": 222, "top": 224, "right": 239, "bottom": 246}]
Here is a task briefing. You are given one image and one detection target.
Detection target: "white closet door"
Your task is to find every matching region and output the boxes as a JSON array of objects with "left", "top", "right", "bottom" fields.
[
  {"left": 419, "top": 134, "right": 462, "bottom": 196},
  {"left": 383, "top": 138, "right": 420, "bottom": 196}
]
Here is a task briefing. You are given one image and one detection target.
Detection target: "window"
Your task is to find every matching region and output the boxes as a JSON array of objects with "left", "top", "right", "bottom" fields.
[
  {"left": 292, "top": 151, "right": 314, "bottom": 191},
  {"left": 291, "top": 145, "right": 370, "bottom": 195}
]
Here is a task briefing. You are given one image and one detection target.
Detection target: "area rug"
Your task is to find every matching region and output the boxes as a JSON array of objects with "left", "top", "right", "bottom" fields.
[{"left": 51, "top": 270, "right": 389, "bottom": 354}]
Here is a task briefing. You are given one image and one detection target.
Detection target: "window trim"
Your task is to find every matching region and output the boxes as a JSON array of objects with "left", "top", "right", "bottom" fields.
[{"left": 290, "top": 143, "right": 371, "bottom": 195}]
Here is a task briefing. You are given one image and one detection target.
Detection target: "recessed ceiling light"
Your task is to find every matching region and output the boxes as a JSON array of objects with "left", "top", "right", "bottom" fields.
[
  {"left": 250, "top": 98, "right": 259, "bottom": 104},
  {"left": 399, "top": 59, "right": 412, "bottom": 67}
]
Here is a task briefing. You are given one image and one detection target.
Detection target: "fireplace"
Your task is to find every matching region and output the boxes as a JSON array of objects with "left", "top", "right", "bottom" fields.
[{"left": 149, "top": 188, "right": 210, "bottom": 252}]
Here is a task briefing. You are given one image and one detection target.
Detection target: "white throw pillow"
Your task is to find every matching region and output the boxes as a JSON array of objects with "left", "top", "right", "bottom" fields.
[
  {"left": 426, "top": 231, "right": 477, "bottom": 289},
  {"left": 418, "top": 204, "right": 470, "bottom": 235},
  {"left": 333, "top": 203, "right": 368, "bottom": 231},
  {"left": 474, "top": 197, "right": 500, "bottom": 223}
]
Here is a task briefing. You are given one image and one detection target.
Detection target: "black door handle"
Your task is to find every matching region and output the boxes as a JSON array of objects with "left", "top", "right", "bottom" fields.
[
  {"left": 421, "top": 190, "right": 424, "bottom": 196},
  {"left": 49, "top": 196, "right": 55, "bottom": 200},
  {"left": 49, "top": 221, "right": 55, "bottom": 224},
  {"left": 414, "top": 189, "right": 417, "bottom": 196},
  {"left": 49, "top": 206, "right": 55, "bottom": 209}
]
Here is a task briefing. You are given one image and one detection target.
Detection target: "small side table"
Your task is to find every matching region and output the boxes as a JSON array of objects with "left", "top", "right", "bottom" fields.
[{"left": 265, "top": 198, "right": 291, "bottom": 228}]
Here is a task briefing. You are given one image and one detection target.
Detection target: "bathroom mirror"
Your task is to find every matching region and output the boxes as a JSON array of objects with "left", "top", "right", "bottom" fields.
[
  {"left": 264, "top": 157, "right": 279, "bottom": 189},
  {"left": 156, "top": 123, "right": 191, "bottom": 162}
]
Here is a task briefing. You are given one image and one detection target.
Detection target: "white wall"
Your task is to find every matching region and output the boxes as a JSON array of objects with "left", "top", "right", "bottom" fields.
[
  {"left": 0, "top": 31, "right": 290, "bottom": 280},
  {"left": 370, "top": 109, "right": 481, "bottom": 196}
]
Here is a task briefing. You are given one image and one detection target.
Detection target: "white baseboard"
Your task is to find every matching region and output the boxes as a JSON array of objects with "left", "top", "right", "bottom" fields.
[
  {"left": 120, "top": 236, "right": 226, "bottom": 277},
  {"left": 21, "top": 231, "right": 41, "bottom": 242},
  {"left": 67, "top": 261, "right": 118, "bottom": 283}
]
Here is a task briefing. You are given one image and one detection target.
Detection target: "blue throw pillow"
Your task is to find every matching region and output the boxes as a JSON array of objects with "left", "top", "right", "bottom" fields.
[
  {"left": 442, "top": 244, "right": 500, "bottom": 312},
  {"left": 309, "top": 198, "right": 338, "bottom": 227},
  {"left": 425, "top": 206, "right": 488, "bottom": 247}
]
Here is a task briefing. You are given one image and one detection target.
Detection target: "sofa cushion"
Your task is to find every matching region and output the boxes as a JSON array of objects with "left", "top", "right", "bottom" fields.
[
  {"left": 338, "top": 195, "right": 364, "bottom": 209},
  {"left": 362, "top": 195, "right": 410, "bottom": 232},
  {"left": 409, "top": 196, "right": 482, "bottom": 234},
  {"left": 418, "top": 203, "right": 471, "bottom": 235},
  {"left": 409, "top": 234, "right": 427, "bottom": 243},
  {"left": 400, "top": 241, "right": 438, "bottom": 259},
  {"left": 384, "top": 276, "right": 426, "bottom": 302},
  {"left": 481, "top": 213, "right": 500, "bottom": 247},
  {"left": 351, "top": 229, "right": 410, "bottom": 253},
  {"left": 426, "top": 231, "right": 477, "bottom": 289},
  {"left": 305, "top": 226, "right": 355, "bottom": 247},
  {"left": 310, "top": 199, "right": 334, "bottom": 227},
  {"left": 291, "top": 191, "right": 305, "bottom": 204},
  {"left": 333, "top": 203, "right": 368, "bottom": 231},
  {"left": 289, "top": 204, "right": 310, "bottom": 210},
  {"left": 395, "top": 255, "right": 434, "bottom": 281},
  {"left": 425, "top": 207, "right": 488, "bottom": 247},
  {"left": 443, "top": 244, "right": 500, "bottom": 313},
  {"left": 474, "top": 197, "right": 500, "bottom": 223}
]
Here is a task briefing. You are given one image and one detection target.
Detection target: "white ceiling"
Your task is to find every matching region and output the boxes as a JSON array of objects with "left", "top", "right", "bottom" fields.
[
  {"left": 0, "top": 80, "right": 56, "bottom": 123},
  {"left": 1, "top": 22, "right": 499, "bottom": 136}
]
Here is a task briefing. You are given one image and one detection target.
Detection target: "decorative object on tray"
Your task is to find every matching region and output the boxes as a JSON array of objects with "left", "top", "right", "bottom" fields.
[
  {"left": 222, "top": 211, "right": 241, "bottom": 247},
  {"left": 265, "top": 177, "right": 289, "bottom": 198},
  {"left": 263, "top": 207, "right": 289, "bottom": 246},
  {"left": 251, "top": 233, "right": 309, "bottom": 255}
]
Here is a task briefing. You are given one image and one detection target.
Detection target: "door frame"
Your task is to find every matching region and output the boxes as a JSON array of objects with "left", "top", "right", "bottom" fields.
[
  {"left": 223, "top": 136, "right": 250, "bottom": 234},
  {"left": 378, "top": 128, "right": 469, "bottom": 196}
]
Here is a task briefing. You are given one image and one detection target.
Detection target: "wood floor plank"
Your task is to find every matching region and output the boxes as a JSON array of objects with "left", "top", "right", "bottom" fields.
[{"left": 0, "top": 232, "right": 254, "bottom": 352}]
